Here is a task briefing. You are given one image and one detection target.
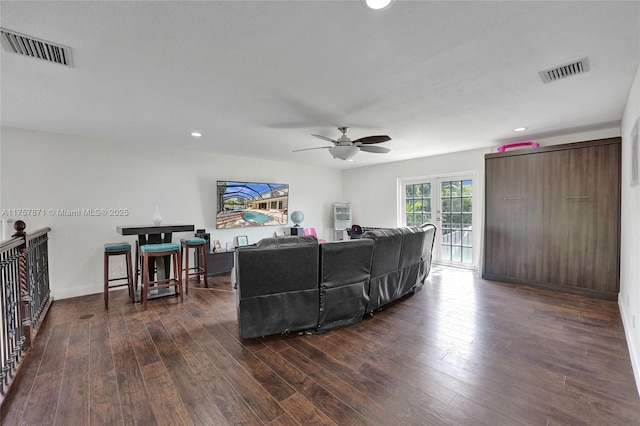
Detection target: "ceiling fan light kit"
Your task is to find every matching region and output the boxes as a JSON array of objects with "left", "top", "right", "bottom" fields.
[
  {"left": 329, "top": 145, "right": 360, "bottom": 161},
  {"left": 293, "top": 126, "right": 391, "bottom": 161}
]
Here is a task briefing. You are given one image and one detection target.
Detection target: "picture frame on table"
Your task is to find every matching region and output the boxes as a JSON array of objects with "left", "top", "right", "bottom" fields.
[
  {"left": 212, "top": 239, "right": 222, "bottom": 252},
  {"left": 236, "top": 235, "right": 248, "bottom": 247}
]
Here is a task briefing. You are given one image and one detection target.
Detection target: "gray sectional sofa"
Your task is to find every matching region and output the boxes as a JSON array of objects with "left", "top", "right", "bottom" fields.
[{"left": 235, "top": 224, "right": 437, "bottom": 339}]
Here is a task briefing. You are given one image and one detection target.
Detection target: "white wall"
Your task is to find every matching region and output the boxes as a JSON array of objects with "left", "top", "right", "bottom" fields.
[
  {"left": 342, "top": 148, "right": 489, "bottom": 267},
  {"left": 525, "top": 127, "right": 621, "bottom": 149},
  {"left": 0, "top": 127, "right": 343, "bottom": 299},
  {"left": 619, "top": 64, "right": 640, "bottom": 394}
]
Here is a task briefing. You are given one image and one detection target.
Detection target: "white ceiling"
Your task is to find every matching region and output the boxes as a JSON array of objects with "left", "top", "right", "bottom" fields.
[{"left": 1, "top": 1, "right": 639, "bottom": 170}]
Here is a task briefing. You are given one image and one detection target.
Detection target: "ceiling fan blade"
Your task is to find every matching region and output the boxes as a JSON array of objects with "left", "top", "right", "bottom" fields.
[
  {"left": 292, "top": 146, "right": 332, "bottom": 152},
  {"left": 353, "top": 135, "right": 391, "bottom": 145},
  {"left": 312, "top": 134, "right": 338, "bottom": 143},
  {"left": 359, "top": 145, "right": 391, "bottom": 154}
]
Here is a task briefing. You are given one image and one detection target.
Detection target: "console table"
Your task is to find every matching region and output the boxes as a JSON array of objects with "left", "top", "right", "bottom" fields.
[{"left": 206, "top": 251, "right": 234, "bottom": 276}]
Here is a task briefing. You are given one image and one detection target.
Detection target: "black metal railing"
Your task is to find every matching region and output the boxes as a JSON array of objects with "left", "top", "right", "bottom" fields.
[
  {"left": 24, "top": 228, "right": 52, "bottom": 337},
  {"left": 0, "top": 221, "right": 52, "bottom": 403},
  {"left": 0, "top": 237, "right": 25, "bottom": 401}
]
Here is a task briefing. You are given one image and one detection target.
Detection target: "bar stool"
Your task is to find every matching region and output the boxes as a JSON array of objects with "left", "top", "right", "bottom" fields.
[
  {"left": 181, "top": 237, "right": 209, "bottom": 293},
  {"left": 104, "top": 242, "right": 134, "bottom": 309},
  {"left": 140, "top": 242, "right": 183, "bottom": 310}
]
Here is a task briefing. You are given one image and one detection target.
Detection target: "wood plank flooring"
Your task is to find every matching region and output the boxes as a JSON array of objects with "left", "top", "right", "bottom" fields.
[{"left": 2, "top": 265, "right": 639, "bottom": 425}]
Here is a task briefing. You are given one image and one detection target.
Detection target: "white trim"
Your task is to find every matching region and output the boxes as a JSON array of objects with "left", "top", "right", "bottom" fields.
[
  {"left": 619, "top": 298, "right": 640, "bottom": 397},
  {"left": 52, "top": 283, "right": 103, "bottom": 300}
]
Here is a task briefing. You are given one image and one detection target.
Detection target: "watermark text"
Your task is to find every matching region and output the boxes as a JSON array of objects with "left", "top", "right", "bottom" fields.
[{"left": 1, "top": 208, "right": 130, "bottom": 217}]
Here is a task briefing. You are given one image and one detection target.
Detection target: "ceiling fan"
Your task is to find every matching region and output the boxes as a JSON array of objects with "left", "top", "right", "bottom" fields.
[{"left": 293, "top": 127, "right": 391, "bottom": 161}]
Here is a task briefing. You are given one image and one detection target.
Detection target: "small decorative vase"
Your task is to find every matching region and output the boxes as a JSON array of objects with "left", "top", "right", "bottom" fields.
[{"left": 153, "top": 205, "right": 162, "bottom": 225}]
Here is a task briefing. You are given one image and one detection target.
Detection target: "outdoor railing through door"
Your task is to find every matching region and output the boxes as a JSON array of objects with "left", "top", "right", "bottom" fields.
[{"left": 0, "top": 221, "right": 52, "bottom": 404}]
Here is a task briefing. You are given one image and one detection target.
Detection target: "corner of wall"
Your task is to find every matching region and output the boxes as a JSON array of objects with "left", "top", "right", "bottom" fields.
[{"left": 620, "top": 63, "right": 640, "bottom": 397}]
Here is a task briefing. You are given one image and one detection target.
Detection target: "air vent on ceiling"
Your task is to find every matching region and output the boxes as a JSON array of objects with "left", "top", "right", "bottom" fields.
[
  {"left": 0, "top": 28, "right": 73, "bottom": 67},
  {"left": 538, "top": 57, "right": 589, "bottom": 84}
]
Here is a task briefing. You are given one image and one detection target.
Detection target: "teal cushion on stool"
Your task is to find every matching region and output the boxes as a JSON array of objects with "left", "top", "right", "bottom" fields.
[
  {"left": 140, "top": 242, "right": 180, "bottom": 253},
  {"left": 104, "top": 242, "right": 131, "bottom": 252},
  {"left": 181, "top": 237, "right": 206, "bottom": 246}
]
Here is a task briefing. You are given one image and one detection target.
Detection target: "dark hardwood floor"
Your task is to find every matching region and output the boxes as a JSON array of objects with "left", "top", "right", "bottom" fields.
[{"left": 2, "top": 265, "right": 639, "bottom": 425}]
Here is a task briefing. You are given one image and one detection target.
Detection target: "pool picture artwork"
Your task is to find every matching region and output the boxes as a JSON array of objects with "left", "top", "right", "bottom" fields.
[
  {"left": 242, "top": 210, "right": 272, "bottom": 224},
  {"left": 216, "top": 180, "right": 289, "bottom": 229}
]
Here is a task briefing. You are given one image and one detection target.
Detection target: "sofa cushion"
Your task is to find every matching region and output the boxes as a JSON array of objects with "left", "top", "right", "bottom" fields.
[
  {"left": 237, "top": 236, "right": 319, "bottom": 298},
  {"left": 399, "top": 227, "right": 425, "bottom": 268},
  {"left": 395, "top": 227, "right": 426, "bottom": 297},
  {"left": 362, "top": 228, "right": 403, "bottom": 276},
  {"left": 318, "top": 239, "right": 375, "bottom": 333},
  {"left": 362, "top": 228, "right": 404, "bottom": 312}
]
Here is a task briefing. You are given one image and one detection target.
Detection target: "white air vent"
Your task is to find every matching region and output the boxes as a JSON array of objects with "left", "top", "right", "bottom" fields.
[
  {"left": 539, "top": 57, "right": 589, "bottom": 84},
  {"left": 0, "top": 28, "right": 73, "bottom": 67}
]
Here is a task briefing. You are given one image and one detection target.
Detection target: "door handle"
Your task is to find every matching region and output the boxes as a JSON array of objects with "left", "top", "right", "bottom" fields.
[{"left": 565, "top": 195, "right": 591, "bottom": 200}]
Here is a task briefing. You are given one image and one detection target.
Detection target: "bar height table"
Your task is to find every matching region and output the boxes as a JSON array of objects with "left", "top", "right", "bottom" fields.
[{"left": 116, "top": 224, "right": 195, "bottom": 288}]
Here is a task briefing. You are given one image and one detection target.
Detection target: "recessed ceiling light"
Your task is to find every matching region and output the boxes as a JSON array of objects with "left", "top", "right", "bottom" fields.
[
  {"left": 190, "top": 131, "right": 202, "bottom": 137},
  {"left": 365, "top": 0, "right": 394, "bottom": 10},
  {"left": 513, "top": 127, "right": 527, "bottom": 132}
]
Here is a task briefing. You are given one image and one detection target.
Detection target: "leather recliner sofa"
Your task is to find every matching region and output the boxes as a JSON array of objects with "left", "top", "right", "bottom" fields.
[{"left": 235, "top": 224, "right": 436, "bottom": 339}]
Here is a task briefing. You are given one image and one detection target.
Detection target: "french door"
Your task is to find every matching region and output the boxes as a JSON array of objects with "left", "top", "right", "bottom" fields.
[{"left": 402, "top": 174, "right": 475, "bottom": 266}]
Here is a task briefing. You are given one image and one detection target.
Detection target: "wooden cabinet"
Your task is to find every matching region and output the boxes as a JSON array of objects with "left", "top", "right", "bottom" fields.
[
  {"left": 483, "top": 138, "right": 620, "bottom": 299},
  {"left": 206, "top": 251, "right": 234, "bottom": 276},
  {"left": 484, "top": 152, "right": 544, "bottom": 282}
]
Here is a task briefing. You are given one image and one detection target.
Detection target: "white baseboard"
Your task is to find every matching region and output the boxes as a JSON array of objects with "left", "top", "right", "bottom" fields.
[
  {"left": 52, "top": 283, "right": 102, "bottom": 300},
  {"left": 619, "top": 298, "right": 640, "bottom": 397}
]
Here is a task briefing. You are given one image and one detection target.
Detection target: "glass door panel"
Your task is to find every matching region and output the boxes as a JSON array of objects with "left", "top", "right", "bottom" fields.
[
  {"left": 439, "top": 178, "right": 473, "bottom": 265},
  {"left": 404, "top": 181, "right": 432, "bottom": 226}
]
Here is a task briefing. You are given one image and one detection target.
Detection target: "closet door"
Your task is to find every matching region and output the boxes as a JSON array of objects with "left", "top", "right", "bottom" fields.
[
  {"left": 541, "top": 143, "right": 620, "bottom": 293},
  {"left": 484, "top": 153, "right": 544, "bottom": 281}
]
